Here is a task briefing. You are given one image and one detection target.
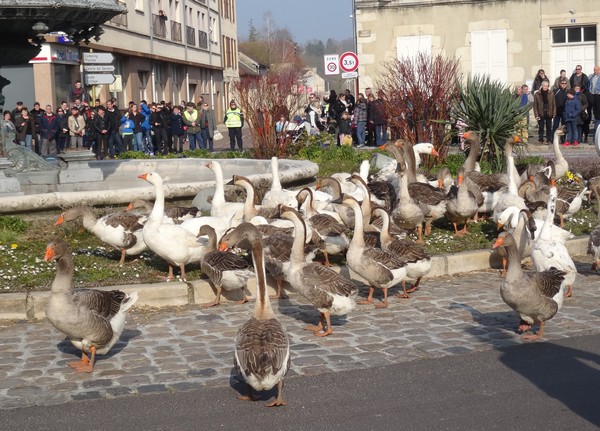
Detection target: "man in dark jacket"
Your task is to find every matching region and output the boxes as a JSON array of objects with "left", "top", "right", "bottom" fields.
[
  {"left": 368, "top": 91, "right": 387, "bottom": 146},
  {"left": 170, "top": 105, "right": 186, "bottom": 153},
  {"left": 38, "top": 104, "right": 60, "bottom": 156},
  {"left": 106, "top": 99, "right": 122, "bottom": 157},
  {"left": 150, "top": 103, "right": 169, "bottom": 155},
  {"left": 93, "top": 106, "right": 111, "bottom": 160},
  {"left": 552, "top": 78, "right": 568, "bottom": 143}
]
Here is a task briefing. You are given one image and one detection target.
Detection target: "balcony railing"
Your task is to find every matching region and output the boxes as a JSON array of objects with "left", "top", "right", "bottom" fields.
[
  {"left": 152, "top": 14, "right": 167, "bottom": 38},
  {"left": 199, "top": 30, "right": 208, "bottom": 49},
  {"left": 110, "top": 12, "right": 128, "bottom": 27},
  {"left": 186, "top": 26, "right": 196, "bottom": 46},
  {"left": 171, "top": 21, "right": 182, "bottom": 42}
]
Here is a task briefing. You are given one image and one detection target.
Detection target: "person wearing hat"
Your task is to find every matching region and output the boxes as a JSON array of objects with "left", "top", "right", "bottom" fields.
[{"left": 224, "top": 100, "right": 244, "bottom": 151}]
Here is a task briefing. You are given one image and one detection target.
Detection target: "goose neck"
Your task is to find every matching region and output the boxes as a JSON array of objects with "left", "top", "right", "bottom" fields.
[
  {"left": 251, "top": 239, "right": 274, "bottom": 319},
  {"left": 271, "top": 157, "right": 282, "bottom": 191},
  {"left": 212, "top": 163, "right": 225, "bottom": 206},
  {"left": 149, "top": 178, "right": 165, "bottom": 222},
  {"left": 505, "top": 241, "right": 523, "bottom": 278},
  {"left": 52, "top": 255, "right": 74, "bottom": 293},
  {"left": 350, "top": 202, "right": 366, "bottom": 248},
  {"left": 289, "top": 214, "right": 307, "bottom": 266}
]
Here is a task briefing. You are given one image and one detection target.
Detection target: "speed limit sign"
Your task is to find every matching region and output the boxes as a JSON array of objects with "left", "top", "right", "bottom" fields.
[
  {"left": 324, "top": 54, "right": 339, "bottom": 75},
  {"left": 339, "top": 52, "right": 359, "bottom": 73}
]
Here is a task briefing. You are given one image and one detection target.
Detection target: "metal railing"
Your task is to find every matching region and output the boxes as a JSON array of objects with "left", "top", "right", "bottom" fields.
[
  {"left": 186, "top": 26, "right": 196, "bottom": 46},
  {"left": 110, "top": 12, "right": 128, "bottom": 27},
  {"left": 171, "top": 21, "right": 182, "bottom": 42},
  {"left": 199, "top": 30, "right": 208, "bottom": 49},
  {"left": 152, "top": 14, "right": 167, "bottom": 38}
]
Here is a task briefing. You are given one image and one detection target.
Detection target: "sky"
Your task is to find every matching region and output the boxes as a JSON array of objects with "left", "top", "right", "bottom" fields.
[{"left": 236, "top": 0, "right": 354, "bottom": 44}]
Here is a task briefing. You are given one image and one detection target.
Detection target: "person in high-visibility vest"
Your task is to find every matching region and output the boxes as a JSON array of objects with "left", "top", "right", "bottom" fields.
[{"left": 224, "top": 100, "right": 244, "bottom": 151}]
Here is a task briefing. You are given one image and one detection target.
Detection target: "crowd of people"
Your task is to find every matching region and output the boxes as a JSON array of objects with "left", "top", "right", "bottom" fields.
[
  {"left": 1, "top": 81, "right": 221, "bottom": 160},
  {"left": 520, "top": 65, "right": 600, "bottom": 146}
]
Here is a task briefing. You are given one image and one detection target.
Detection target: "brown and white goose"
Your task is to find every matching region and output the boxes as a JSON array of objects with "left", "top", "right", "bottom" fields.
[
  {"left": 279, "top": 206, "right": 357, "bottom": 336},
  {"left": 373, "top": 208, "right": 431, "bottom": 298},
  {"left": 197, "top": 225, "right": 253, "bottom": 307},
  {"left": 343, "top": 195, "right": 408, "bottom": 308},
  {"left": 229, "top": 175, "right": 282, "bottom": 222},
  {"left": 44, "top": 240, "right": 138, "bottom": 373},
  {"left": 126, "top": 199, "right": 199, "bottom": 224},
  {"left": 445, "top": 167, "right": 479, "bottom": 236},
  {"left": 219, "top": 223, "right": 290, "bottom": 407},
  {"left": 55, "top": 206, "right": 146, "bottom": 266},
  {"left": 493, "top": 232, "right": 565, "bottom": 341}
]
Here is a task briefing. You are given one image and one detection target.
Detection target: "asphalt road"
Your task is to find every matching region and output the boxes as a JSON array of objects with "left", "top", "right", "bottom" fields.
[{"left": 4, "top": 333, "right": 600, "bottom": 431}]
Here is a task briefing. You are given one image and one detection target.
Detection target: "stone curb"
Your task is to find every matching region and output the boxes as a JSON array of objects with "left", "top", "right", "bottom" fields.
[{"left": 0, "top": 237, "right": 589, "bottom": 321}]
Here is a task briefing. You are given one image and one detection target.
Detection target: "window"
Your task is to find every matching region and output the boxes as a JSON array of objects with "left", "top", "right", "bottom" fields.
[
  {"left": 471, "top": 29, "right": 507, "bottom": 84},
  {"left": 552, "top": 26, "right": 597, "bottom": 44},
  {"left": 135, "top": 0, "right": 144, "bottom": 12}
]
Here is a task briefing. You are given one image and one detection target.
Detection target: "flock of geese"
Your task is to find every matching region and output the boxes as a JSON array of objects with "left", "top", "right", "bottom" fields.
[{"left": 44, "top": 130, "right": 599, "bottom": 405}]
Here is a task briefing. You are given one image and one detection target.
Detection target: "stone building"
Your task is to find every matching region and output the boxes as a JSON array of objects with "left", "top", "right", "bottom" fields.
[
  {"left": 355, "top": 0, "right": 599, "bottom": 91},
  {"left": 4, "top": 0, "right": 239, "bottom": 119}
]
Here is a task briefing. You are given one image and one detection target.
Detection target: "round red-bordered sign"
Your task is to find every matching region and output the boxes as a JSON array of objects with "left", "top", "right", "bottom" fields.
[
  {"left": 326, "top": 61, "right": 338, "bottom": 73},
  {"left": 339, "top": 51, "right": 359, "bottom": 73}
]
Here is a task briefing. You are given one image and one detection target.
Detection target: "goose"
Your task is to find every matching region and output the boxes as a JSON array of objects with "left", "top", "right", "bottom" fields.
[
  {"left": 491, "top": 136, "right": 527, "bottom": 222},
  {"left": 279, "top": 206, "right": 357, "bottom": 336},
  {"left": 498, "top": 206, "right": 573, "bottom": 244},
  {"left": 331, "top": 159, "right": 370, "bottom": 196},
  {"left": 445, "top": 167, "right": 479, "bottom": 236},
  {"left": 530, "top": 186, "right": 577, "bottom": 298},
  {"left": 44, "top": 239, "right": 138, "bottom": 372},
  {"left": 588, "top": 222, "right": 600, "bottom": 273},
  {"left": 343, "top": 195, "right": 408, "bottom": 308},
  {"left": 389, "top": 146, "right": 426, "bottom": 243},
  {"left": 315, "top": 177, "right": 355, "bottom": 228},
  {"left": 197, "top": 225, "right": 253, "bottom": 307},
  {"left": 218, "top": 223, "right": 290, "bottom": 406},
  {"left": 205, "top": 160, "right": 244, "bottom": 225},
  {"left": 373, "top": 208, "right": 431, "bottom": 298},
  {"left": 493, "top": 231, "right": 565, "bottom": 341},
  {"left": 261, "top": 156, "right": 298, "bottom": 208},
  {"left": 230, "top": 175, "right": 282, "bottom": 222},
  {"left": 296, "top": 188, "right": 350, "bottom": 266},
  {"left": 550, "top": 128, "right": 568, "bottom": 178},
  {"left": 138, "top": 172, "right": 209, "bottom": 281},
  {"left": 55, "top": 206, "right": 146, "bottom": 266},
  {"left": 126, "top": 199, "right": 199, "bottom": 224}
]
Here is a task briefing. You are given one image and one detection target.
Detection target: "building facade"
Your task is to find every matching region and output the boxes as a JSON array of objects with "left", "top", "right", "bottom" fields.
[
  {"left": 355, "top": 0, "right": 599, "bottom": 91},
  {"left": 9, "top": 0, "right": 239, "bottom": 118}
]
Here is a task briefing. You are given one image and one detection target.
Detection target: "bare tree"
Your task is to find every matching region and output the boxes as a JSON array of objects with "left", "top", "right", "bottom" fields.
[
  {"left": 376, "top": 53, "right": 461, "bottom": 165},
  {"left": 233, "top": 66, "right": 307, "bottom": 159}
]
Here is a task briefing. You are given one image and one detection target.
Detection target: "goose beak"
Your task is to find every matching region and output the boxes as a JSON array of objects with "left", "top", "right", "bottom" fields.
[
  {"left": 43, "top": 246, "right": 55, "bottom": 261},
  {"left": 218, "top": 241, "right": 229, "bottom": 252},
  {"left": 55, "top": 215, "right": 65, "bottom": 226},
  {"left": 378, "top": 144, "right": 386, "bottom": 150},
  {"left": 137, "top": 173, "right": 148, "bottom": 180},
  {"left": 492, "top": 237, "right": 504, "bottom": 248},
  {"left": 125, "top": 203, "right": 134, "bottom": 211},
  {"left": 431, "top": 148, "right": 439, "bottom": 157},
  {"left": 463, "top": 131, "right": 471, "bottom": 139},
  {"left": 497, "top": 223, "right": 503, "bottom": 230}
]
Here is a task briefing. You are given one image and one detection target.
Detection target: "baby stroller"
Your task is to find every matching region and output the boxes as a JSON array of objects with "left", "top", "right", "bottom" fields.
[{"left": 288, "top": 115, "right": 308, "bottom": 143}]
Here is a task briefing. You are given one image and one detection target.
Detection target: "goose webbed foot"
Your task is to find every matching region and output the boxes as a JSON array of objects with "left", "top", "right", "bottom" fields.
[
  {"left": 517, "top": 321, "right": 532, "bottom": 333},
  {"left": 405, "top": 278, "right": 421, "bottom": 293},
  {"left": 237, "top": 384, "right": 258, "bottom": 402},
  {"left": 522, "top": 322, "right": 545, "bottom": 341},
  {"left": 236, "top": 294, "right": 249, "bottom": 305},
  {"left": 68, "top": 347, "right": 95, "bottom": 373},
  {"left": 270, "top": 281, "right": 288, "bottom": 300},
  {"left": 265, "top": 380, "right": 287, "bottom": 407},
  {"left": 357, "top": 287, "right": 375, "bottom": 305},
  {"left": 375, "top": 288, "right": 388, "bottom": 308},
  {"left": 564, "top": 285, "right": 573, "bottom": 297},
  {"left": 591, "top": 262, "right": 599, "bottom": 272}
]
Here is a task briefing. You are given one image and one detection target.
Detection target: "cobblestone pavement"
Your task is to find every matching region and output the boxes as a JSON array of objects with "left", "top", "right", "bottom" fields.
[{"left": 1, "top": 256, "right": 600, "bottom": 410}]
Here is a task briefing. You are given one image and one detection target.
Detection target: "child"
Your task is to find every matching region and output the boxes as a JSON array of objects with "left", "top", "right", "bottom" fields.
[
  {"left": 562, "top": 88, "right": 581, "bottom": 147},
  {"left": 338, "top": 110, "right": 352, "bottom": 146}
]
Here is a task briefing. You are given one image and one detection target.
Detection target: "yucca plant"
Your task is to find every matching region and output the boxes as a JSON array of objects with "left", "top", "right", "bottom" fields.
[{"left": 453, "top": 75, "right": 530, "bottom": 172}]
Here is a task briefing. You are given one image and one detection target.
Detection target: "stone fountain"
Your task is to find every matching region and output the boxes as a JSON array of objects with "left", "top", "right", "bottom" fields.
[{"left": 0, "top": 0, "right": 126, "bottom": 194}]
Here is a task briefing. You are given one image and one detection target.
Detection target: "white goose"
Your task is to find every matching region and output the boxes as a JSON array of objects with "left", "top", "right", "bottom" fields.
[
  {"left": 138, "top": 172, "right": 209, "bottom": 281},
  {"left": 55, "top": 206, "right": 146, "bottom": 266},
  {"left": 280, "top": 206, "right": 357, "bottom": 337},
  {"left": 492, "top": 137, "right": 527, "bottom": 222},
  {"left": 261, "top": 156, "right": 298, "bottom": 208},
  {"left": 219, "top": 223, "right": 290, "bottom": 407},
  {"left": 205, "top": 160, "right": 244, "bottom": 225},
  {"left": 343, "top": 195, "right": 408, "bottom": 308},
  {"left": 531, "top": 186, "right": 577, "bottom": 297}
]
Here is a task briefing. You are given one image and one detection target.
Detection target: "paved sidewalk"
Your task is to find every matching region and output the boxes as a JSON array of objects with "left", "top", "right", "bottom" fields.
[{"left": 1, "top": 255, "right": 600, "bottom": 410}]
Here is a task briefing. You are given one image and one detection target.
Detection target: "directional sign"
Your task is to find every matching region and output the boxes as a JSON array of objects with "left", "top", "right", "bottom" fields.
[
  {"left": 83, "top": 52, "right": 114, "bottom": 64},
  {"left": 340, "top": 52, "right": 359, "bottom": 73},
  {"left": 324, "top": 54, "right": 339, "bottom": 76},
  {"left": 84, "top": 65, "right": 115, "bottom": 73},
  {"left": 85, "top": 73, "right": 116, "bottom": 85}
]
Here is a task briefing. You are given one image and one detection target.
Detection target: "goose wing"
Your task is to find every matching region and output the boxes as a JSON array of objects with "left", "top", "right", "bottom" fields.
[
  {"left": 71, "top": 289, "right": 127, "bottom": 319},
  {"left": 530, "top": 268, "right": 566, "bottom": 298},
  {"left": 164, "top": 206, "right": 199, "bottom": 221},
  {"left": 310, "top": 214, "right": 349, "bottom": 236},
  {"left": 408, "top": 182, "right": 447, "bottom": 205},
  {"left": 368, "top": 181, "right": 396, "bottom": 211},
  {"left": 387, "top": 239, "right": 430, "bottom": 263},
  {"left": 467, "top": 171, "right": 508, "bottom": 192},
  {"left": 235, "top": 318, "right": 290, "bottom": 378},
  {"left": 587, "top": 226, "right": 600, "bottom": 254},
  {"left": 301, "top": 263, "right": 357, "bottom": 297}
]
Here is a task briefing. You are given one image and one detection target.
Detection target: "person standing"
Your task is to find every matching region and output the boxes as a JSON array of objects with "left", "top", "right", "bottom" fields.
[
  {"left": 354, "top": 93, "right": 368, "bottom": 147},
  {"left": 182, "top": 102, "right": 203, "bottom": 150},
  {"left": 30, "top": 101, "right": 44, "bottom": 154},
  {"left": 93, "top": 106, "right": 111, "bottom": 160},
  {"left": 553, "top": 70, "right": 570, "bottom": 90},
  {"left": 562, "top": 89, "right": 581, "bottom": 147},
  {"left": 127, "top": 104, "right": 145, "bottom": 152},
  {"left": 69, "top": 80, "right": 88, "bottom": 103},
  {"left": 106, "top": 99, "right": 123, "bottom": 157},
  {"left": 139, "top": 100, "right": 153, "bottom": 155},
  {"left": 574, "top": 84, "right": 589, "bottom": 146},
  {"left": 570, "top": 65, "right": 591, "bottom": 142},
  {"left": 552, "top": 78, "right": 569, "bottom": 142},
  {"left": 38, "top": 104, "right": 60, "bottom": 156},
  {"left": 369, "top": 91, "right": 387, "bottom": 146},
  {"left": 55, "top": 107, "right": 68, "bottom": 154},
  {"left": 589, "top": 65, "right": 600, "bottom": 136},
  {"left": 224, "top": 100, "right": 244, "bottom": 151},
  {"left": 533, "top": 80, "right": 556, "bottom": 144},
  {"left": 532, "top": 69, "right": 548, "bottom": 93},
  {"left": 170, "top": 105, "right": 186, "bottom": 153},
  {"left": 67, "top": 106, "right": 86, "bottom": 150},
  {"left": 15, "top": 107, "right": 35, "bottom": 150},
  {"left": 201, "top": 102, "right": 217, "bottom": 152},
  {"left": 1, "top": 110, "right": 17, "bottom": 145},
  {"left": 150, "top": 104, "right": 169, "bottom": 155}
]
